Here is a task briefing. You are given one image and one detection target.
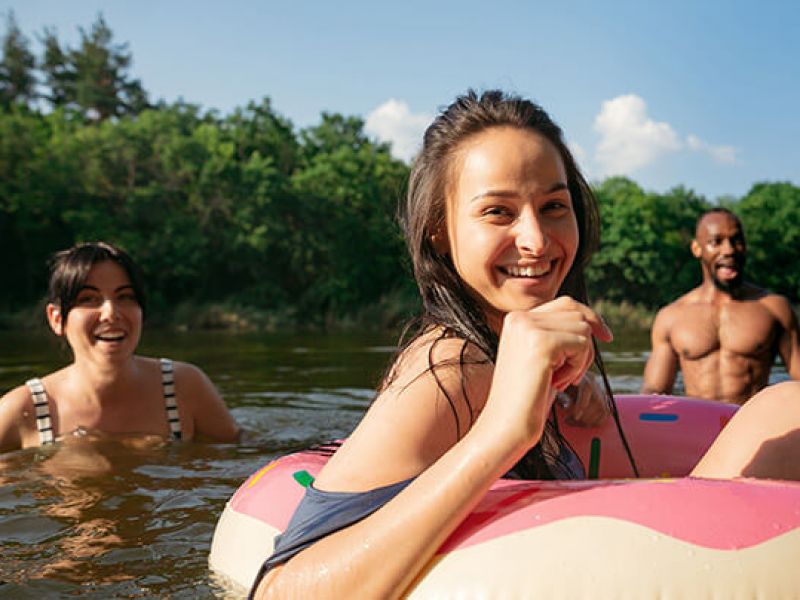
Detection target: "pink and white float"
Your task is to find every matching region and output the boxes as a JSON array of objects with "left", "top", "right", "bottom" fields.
[{"left": 210, "top": 395, "right": 800, "bottom": 597}]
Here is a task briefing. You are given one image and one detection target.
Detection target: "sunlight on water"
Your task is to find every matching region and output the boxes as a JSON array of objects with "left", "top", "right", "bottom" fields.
[
  {"left": 0, "top": 330, "right": 389, "bottom": 598},
  {"left": 0, "top": 328, "right": 789, "bottom": 597}
]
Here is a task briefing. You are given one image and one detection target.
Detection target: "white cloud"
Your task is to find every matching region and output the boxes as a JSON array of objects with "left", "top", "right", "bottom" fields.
[
  {"left": 365, "top": 99, "right": 431, "bottom": 162},
  {"left": 593, "top": 94, "right": 681, "bottom": 176},
  {"left": 591, "top": 94, "right": 739, "bottom": 176},
  {"left": 686, "top": 134, "right": 738, "bottom": 165}
]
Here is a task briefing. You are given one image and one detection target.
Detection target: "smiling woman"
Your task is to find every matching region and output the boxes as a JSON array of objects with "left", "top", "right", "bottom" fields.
[
  {"left": 0, "top": 242, "right": 240, "bottom": 452},
  {"left": 245, "top": 89, "right": 800, "bottom": 600}
]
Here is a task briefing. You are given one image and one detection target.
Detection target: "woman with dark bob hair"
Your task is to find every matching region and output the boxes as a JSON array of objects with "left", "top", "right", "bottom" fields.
[
  {"left": 249, "top": 90, "right": 800, "bottom": 599},
  {"left": 0, "top": 241, "right": 239, "bottom": 450}
]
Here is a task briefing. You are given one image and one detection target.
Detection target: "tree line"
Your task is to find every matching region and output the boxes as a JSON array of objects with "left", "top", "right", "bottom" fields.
[{"left": 2, "top": 13, "right": 799, "bottom": 328}]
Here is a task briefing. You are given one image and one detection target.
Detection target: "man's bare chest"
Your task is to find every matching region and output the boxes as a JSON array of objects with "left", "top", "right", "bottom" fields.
[{"left": 670, "top": 303, "right": 779, "bottom": 361}]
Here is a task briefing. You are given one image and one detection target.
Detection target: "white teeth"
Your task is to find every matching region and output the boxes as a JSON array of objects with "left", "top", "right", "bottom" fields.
[
  {"left": 95, "top": 330, "right": 125, "bottom": 341},
  {"left": 506, "top": 264, "right": 550, "bottom": 278}
]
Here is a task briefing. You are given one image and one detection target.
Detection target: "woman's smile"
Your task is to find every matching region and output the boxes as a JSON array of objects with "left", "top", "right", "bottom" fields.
[
  {"left": 499, "top": 261, "right": 553, "bottom": 279},
  {"left": 58, "top": 261, "right": 143, "bottom": 361}
]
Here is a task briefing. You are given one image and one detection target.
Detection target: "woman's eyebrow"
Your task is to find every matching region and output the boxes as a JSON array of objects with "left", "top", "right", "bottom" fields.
[
  {"left": 77, "top": 284, "right": 134, "bottom": 293},
  {"left": 469, "top": 181, "right": 568, "bottom": 203}
]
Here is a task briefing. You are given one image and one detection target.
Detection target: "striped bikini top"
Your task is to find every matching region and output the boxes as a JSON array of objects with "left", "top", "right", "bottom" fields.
[{"left": 24, "top": 358, "right": 183, "bottom": 446}]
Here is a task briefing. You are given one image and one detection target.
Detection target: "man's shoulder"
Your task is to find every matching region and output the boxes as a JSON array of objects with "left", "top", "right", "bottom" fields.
[
  {"left": 651, "top": 289, "right": 713, "bottom": 337},
  {"left": 658, "top": 289, "right": 702, "bottom": 314},
  {"left": 652, "top": 298, "right": 686, "bottom": 332},
  {"left": 732, "top": 282, "right": 789, "bottom": 310},
  {"left": 754, "top": 288, "right": 796, "bottom": 321}
]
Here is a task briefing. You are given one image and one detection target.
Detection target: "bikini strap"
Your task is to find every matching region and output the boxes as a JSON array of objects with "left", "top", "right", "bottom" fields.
[
  {"left": 25, "top": 378, "right": 55, "bottom": 445},
  {"left": 160, "top": 358, "right": 182, "bottom": 441}
]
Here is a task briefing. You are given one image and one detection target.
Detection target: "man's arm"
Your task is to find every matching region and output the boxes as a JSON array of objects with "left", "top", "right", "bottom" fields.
[
  {"left": 641, "top": 308, "right": 679, "bottom": 394},
  {"left": 772, "top": 296, "right": 800, "bottom": 380}
]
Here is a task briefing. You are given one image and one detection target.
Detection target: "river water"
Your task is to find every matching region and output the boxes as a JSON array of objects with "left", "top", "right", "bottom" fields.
[{"left": 0, "top": 328, "right": 787, "bottom": 597}]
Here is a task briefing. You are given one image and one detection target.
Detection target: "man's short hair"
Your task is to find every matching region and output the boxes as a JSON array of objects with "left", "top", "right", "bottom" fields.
[{"left": 695, "top": 207, "right": 743, "bottom": 238}]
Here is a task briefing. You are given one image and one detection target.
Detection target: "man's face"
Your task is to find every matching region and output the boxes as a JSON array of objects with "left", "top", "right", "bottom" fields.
[{"left": 692, "top": 213, "right": 747, "bottom": 292}]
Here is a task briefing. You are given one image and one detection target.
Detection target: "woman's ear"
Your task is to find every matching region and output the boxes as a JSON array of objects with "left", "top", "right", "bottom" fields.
[{"left": 46, "top": 303, "right": 64, "bottom": 336}]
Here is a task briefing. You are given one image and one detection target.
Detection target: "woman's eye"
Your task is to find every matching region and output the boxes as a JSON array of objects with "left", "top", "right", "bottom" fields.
[
  {"left": 76, "top": 295, "right": 101, "bottom": 307},
  {"left": 482, "top": 206, "right": 512, "bottom": 219},
  {"left": 118, "top": 293, "right": 138, "bottom": 304},
  {"left": 542, "top": 200, "right": 569, "bottom": 213}
]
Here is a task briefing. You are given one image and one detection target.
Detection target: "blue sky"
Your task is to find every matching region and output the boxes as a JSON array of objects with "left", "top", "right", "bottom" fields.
[{"left": 2, "top": 0, "right": 798, "bottom": 200}]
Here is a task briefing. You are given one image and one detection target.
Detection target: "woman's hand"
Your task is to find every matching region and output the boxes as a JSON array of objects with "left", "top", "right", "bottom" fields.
[
  {"left": 557, "top": 372, "right": 611, "bottom": 427},
  {"left": 482, "top": 297, "right": 613, "bottom": 443}
]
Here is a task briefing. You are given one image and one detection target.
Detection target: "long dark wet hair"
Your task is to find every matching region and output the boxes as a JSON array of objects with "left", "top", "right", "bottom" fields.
[{"left": 391, "top": 89, "right": 637, "bottom": 479}]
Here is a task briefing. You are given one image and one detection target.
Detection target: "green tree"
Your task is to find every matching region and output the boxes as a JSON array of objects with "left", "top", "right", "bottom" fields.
[
  {"left": 291, "top": 113, "right": 409, "bottom": 319},
  {"left": 0, "top": 107, "right": 86, "bottom": 307},
  {"left": 587, "top": 177, "right": 709, "bottom": 308},
  {"left": 0, "top": 12, "right": 36, "bottom": 108},
  {"left": 40, "top": 27, "right": 72, "bottom": 108},
  {"left": 39, "top": 14, "right": 147, "bottom": 120},
  {"left": 737, "top": 182, "right": 800, "bottom": 301}
]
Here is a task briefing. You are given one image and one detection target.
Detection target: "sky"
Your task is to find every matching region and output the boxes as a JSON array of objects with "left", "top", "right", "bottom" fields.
[{"left": 2, "top": 0, "right": 798, "bottom": 200}]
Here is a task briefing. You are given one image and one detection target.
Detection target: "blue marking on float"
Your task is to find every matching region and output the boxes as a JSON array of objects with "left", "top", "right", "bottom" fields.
[{"left": 639, "top": 413, "right": 678, "bottom": 422}]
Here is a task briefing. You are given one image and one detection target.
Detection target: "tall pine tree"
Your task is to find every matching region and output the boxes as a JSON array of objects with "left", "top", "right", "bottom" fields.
[
  {"left": 40, "top": 14, "right": 148, "bottom": 120},
  {"left": 0, "top": 12, "right": 37, "bottom": 108}
]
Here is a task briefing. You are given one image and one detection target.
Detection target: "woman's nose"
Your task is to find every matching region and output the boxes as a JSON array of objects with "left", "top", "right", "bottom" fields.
[
  {"left": 99, "top": 298, "right": 119, "bottom": 319},
  {"left": 515, "top": 212, "right": 549, "bottom": 256}
]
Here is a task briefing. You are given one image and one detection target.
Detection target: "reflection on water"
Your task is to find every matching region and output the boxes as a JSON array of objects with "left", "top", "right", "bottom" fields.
[
  {"left": 0, "top": 330, "right": 386, "bottom": 598},
  {"left": 0, "top": 328, "right": 789, "bottom": 597},
  {"left": 0, "top": 437, "right": 256, "bottom": 597}
]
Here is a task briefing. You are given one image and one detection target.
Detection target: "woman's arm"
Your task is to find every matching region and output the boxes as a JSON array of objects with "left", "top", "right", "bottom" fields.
[
  {"left": 0, "top": 386, "right": 31, "bottom": 452},
  {"left": 173, "top": 362, "right": 240, "bottom": 442},
  {"left": 256, "top": 298, "right": 610, "bottom": 599}
]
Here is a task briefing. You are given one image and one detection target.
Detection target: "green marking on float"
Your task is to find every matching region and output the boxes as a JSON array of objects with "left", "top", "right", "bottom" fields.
[
  {"left": 588, "top": 437, "right": 601, "bottom": 479},
  {"left": 293, "top": 470, "right": 315, "bottom": 488}
]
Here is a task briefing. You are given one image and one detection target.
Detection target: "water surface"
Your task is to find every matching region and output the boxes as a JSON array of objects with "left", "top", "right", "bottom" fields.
[{"left": 0, "top": 328, "right": 787, "bottom": 597}]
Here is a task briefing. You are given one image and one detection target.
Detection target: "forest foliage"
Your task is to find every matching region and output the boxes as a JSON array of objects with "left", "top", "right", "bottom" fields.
[{"left": 2, "top": 14, "right": 799, "bottom": 329}]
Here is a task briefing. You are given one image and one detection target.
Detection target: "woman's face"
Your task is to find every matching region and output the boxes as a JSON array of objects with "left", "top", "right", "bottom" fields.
[
  {"left": 49, "top": 261, "right": 143, "bottom": 364},
  {"left": 442, "top": 126, "right": 578, "bottom": 331}
]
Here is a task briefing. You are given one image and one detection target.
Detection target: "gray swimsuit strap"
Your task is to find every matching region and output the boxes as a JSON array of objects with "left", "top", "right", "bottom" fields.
[
  {"left": 160, "top": 358, "right": 182, "bottom": 440},
  {"left": 25, "top": 378, "right": 55, "bottom": 445}
]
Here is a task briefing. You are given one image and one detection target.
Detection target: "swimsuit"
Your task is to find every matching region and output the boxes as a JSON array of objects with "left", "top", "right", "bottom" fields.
[
  {"left": 247, "top": 439, "right": 584, "bottom": 597},
  {"left": 24, "top": 357, "right": 183, "bottom": 445},
  {"left": 246, "top": 477, "right": 414, "bottom": 600}
]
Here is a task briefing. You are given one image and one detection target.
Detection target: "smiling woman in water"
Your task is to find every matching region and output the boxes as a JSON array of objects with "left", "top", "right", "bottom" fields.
[
  {"left": 0, "top": 241, "right": 240, "bottom": 452},
  {"left": 249, "top": 90, "right": 800, "bottom": 600}
]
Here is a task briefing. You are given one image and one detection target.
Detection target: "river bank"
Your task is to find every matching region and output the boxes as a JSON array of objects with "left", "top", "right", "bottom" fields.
[{"left": 0, "top": 294, "right": 653, "bottom": 334}]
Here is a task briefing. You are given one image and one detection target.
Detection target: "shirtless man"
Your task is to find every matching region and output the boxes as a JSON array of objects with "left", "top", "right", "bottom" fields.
[{"left": 641, "top": 208, "right": 800, "bottom": 404}]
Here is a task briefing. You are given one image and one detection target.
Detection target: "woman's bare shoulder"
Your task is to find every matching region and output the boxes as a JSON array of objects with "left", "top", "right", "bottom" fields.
[
  {"left": 315, "top": 329, "right": 494, "bottom": 492},
  {"left": 134, "top": 356, "right": 204, "bottom": 393},
  {"left": 387, "top": 328, "right": 491, "bottom": 387},
  {"left": 0, "top": 384, "right": 37, "bottom": 451},
  {"left": 0, "top": 384, "right": 34, "bottom": 411}
]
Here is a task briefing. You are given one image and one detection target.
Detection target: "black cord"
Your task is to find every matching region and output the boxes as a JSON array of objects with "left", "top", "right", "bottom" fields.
[{"left": 594, "top": 339, "right": 640, "bottom": 478}]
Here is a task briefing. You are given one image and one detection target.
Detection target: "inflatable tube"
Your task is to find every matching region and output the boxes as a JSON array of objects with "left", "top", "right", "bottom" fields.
[{"left": 209, "top": 395, "right": 800, "bottom": 597}]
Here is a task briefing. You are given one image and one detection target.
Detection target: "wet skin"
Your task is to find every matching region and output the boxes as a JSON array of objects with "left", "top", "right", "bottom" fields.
[
  {"left": 642, "top": 212, "right": 800, "bottom": 403},
  {"left": 0, "top": 260, "right": 240, "bottom": 452}
]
